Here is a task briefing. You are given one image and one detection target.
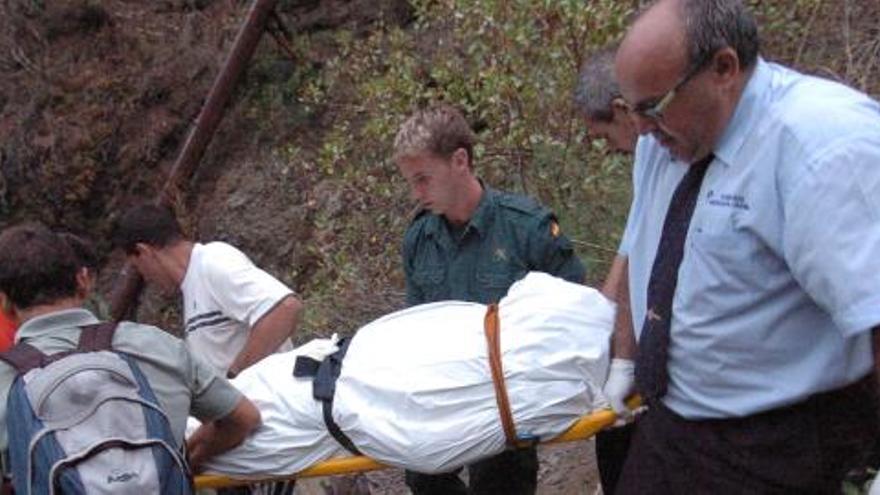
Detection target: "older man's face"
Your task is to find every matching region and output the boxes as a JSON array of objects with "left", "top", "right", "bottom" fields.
[
  {"left": 583, "top": 109, "right": 637, "bottom": 155},
  {"left": 624, "top": 68, "right": 717, "bottom": 162},
  {"left": 614, "top": 0, "right": 723, "bottom": 163}
]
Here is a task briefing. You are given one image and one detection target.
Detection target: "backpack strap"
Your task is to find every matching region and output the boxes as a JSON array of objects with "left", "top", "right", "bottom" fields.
[
  {"left": 77, "top": 322, "right": 119, "bottom": 352},
  {"left": 0, "top": 322, "right": 119, "bottom": 375},
  {"left": 0, "top": 343, "right": 48, "bottom": 374}
]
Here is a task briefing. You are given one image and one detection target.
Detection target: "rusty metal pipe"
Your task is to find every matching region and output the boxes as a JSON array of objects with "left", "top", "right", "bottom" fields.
[{"left": 110, "top": 0, "right": 281, "bottom": 322}]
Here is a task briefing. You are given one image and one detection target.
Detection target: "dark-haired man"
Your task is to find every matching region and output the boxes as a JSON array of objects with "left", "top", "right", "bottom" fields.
[
  {"left": 113, "top": 204, "right": 303, "bottom": 378},
  {"left": 612, "top": 0, "right": 880, "bottom": 492},
  {"left": 394, "top": 104, "right": 586, "bottom": 495},
  {"left": 58, "top": 231, "right": 109, "bottom": 319},
  {"left": 0, "top": 223, "right": 260, "bottom": 477}
]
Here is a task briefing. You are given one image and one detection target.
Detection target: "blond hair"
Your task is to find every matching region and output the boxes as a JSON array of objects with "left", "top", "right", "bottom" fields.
[{"left": 393, "top": 104, "right": 476, "bottom": 168}]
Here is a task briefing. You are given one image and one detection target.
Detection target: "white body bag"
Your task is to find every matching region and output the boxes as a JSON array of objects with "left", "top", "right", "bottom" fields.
[{"left": 195, "top": 272, "right": 614, "bottom": 476}]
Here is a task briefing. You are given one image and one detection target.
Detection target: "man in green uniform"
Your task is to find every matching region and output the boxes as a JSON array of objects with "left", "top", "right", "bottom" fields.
[{"left": 394, "top": 104, "right": 586, "bottom": 495}]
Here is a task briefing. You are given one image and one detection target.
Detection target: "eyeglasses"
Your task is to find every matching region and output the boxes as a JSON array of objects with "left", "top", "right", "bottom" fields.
[{"left": 627, "top": 58, "right": 709, "bottom": 121}]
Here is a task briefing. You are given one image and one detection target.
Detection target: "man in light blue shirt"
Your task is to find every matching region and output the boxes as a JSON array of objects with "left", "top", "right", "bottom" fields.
[{"left": 606, "top": 0, "right": 880, "bottom": 492}]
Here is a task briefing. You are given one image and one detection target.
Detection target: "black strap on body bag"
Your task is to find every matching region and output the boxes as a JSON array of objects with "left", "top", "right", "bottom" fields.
[{"left": 293, "top": 337, "right": 361, "bottom": 455}]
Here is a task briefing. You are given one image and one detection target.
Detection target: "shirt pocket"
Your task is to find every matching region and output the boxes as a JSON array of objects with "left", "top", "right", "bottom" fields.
[
  {"left": 412, "top": 264, "right": 447, "bottom": 301},
  {"left": 476, "top": 263, "right": 523, "bottom": 303},
  {"left": 687, "top": 230, "right": 780, "bottom": 291}
]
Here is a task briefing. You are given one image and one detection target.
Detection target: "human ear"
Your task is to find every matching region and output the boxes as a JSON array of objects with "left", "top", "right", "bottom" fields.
[
  {"left": 712, "top": 47, "right": 741, "bottom": 82},
  {"left": 133, "top": 242, "right": 158, "bottom": 259},
  {"left": 75, "top": 268, "right": 92, "bottom": 298},
  {"left": 451, "top": 147, "right": 470, "bottom": 171},
  {"left": 611, "top": 97, "right": 629, "bottom": 114},
  {"left": 611, "top": 98, "right": 631, "bottom": 122}
]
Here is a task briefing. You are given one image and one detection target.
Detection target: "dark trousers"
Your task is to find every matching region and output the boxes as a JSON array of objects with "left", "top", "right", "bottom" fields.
[
  {"left": 618, "top": 374, "right": 880, "bottom": 494},
  {"left": 405, "top": 447, "right": 538, "bottom": 495},
  {"left": 217, "top": 482, "right": 295, "bottom": 494},
  {"left": 596, "top": 423, "right": 635, "bottom": 495}
]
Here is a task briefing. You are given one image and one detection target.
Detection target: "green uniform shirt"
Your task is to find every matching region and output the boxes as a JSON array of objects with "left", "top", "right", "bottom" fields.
[{"left": 403, "top": 185, "right": 586, "bottom": 305}]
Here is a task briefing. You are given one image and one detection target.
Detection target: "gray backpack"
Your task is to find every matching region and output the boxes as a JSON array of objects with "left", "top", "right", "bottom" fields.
[{"left": 0, "top": 322, "right": 193, "bottom": 494}]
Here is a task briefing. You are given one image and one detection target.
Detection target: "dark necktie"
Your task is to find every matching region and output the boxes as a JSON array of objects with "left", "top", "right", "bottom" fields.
[{"left": 635, "top": 153, "right": 714, "bottom": 402}]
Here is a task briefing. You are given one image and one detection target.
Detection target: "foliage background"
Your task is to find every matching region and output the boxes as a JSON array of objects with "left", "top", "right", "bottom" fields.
[
  {"left": 0, "top": 0, "right": 878, "bottom": 341},
  {"left": 257, "top": 0, "right": 880, "bottom": 337}
]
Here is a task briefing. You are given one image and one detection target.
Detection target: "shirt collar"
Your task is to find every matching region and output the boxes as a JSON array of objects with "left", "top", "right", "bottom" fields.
[
  {"left": 424, "top": 180, "right": 496, "bottom": 240},
  {"left": 15, "top": 308, "right": 99, "bottom": 344},
  {"left": 714, "top": 57, "right": 773, "bottom": 167},
  {"left": 466, "top": 182, "right": 496, "bottom": 237}
]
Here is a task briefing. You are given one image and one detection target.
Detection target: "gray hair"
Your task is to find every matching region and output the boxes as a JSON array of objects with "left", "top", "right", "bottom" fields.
[
  {"left": 573, "top": 45, "right": 620, "bottom": 122},
  {"left": 679, "top": 0, "right": 760, "bottom": 70}
]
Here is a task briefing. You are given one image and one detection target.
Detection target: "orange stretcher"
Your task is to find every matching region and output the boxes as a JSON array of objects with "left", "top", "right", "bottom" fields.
[{"left": 194, "top": 396, "right": 641, "bottom": 489}]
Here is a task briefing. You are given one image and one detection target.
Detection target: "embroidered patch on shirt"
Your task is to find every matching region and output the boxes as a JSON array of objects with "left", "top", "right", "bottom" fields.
[{"left": 707, "top": 190, "right": 750, "bottom": 211}]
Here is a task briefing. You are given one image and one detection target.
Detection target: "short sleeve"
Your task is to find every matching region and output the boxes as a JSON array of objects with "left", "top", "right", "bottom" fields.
[
  {"left": 619, "top": 136, "right": 652, "bottom": 257},
  {"left": 187, "top": 350, "right": 242, "bottom": 422},
  {"left": 783, "top": 136, "right": 880, "bottom": 336},
  {"left": 618, "top": 198, "right": 637, "bottom": 256},
  {"left": 203, "top": 245, "right": 294, "bottom": 328}
]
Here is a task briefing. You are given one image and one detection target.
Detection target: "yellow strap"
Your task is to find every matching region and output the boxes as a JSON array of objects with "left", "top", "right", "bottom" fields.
[{"left": 194, "top": 396, "right": 642, "bottom": 489}]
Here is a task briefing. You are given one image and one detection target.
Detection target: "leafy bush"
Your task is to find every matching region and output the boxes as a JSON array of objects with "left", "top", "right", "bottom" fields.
[
  {"left": 240, "top": 0, "right": 878, "bottom": 336},
  {"left": 269, "top": 0, "right": 639, "bottom": 334}
]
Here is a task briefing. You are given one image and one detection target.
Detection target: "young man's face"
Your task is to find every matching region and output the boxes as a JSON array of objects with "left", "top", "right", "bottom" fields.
[
  {"left": 128, "top": 244, "right": 177, "bottom": 296},
  {"left": 396, "top": 150, "right": 465, "bottom": 217}
]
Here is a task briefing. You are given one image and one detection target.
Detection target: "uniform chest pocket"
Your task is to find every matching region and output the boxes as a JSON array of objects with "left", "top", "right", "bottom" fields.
[
  {"left": 476, "top": 263, "right": 525, "bottom": 303},
  {"left": 412, "top": 264, "right": 447, "bottom": 300},
  {"left": 475, "top": 267, "right": 512, "bottom": 288}
]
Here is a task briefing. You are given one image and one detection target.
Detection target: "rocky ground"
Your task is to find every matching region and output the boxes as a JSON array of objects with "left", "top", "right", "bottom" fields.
[{"left": 294, "top": 440, "right": 600, "bottom": 494}]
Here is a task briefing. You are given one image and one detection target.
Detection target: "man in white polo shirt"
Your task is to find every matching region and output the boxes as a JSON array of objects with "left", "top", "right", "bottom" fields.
[{"left": 113, "top": 203, "right": 303, "bottom": 378}]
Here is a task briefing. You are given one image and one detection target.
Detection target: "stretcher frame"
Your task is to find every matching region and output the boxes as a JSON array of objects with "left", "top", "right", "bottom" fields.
[{"left": 194, "top": 397, "right": 641, "bottom": 489}]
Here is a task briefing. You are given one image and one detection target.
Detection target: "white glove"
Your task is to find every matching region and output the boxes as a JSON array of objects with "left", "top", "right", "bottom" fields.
[{"left": 603, "top": 358, "right": 635, "bottom": 421}]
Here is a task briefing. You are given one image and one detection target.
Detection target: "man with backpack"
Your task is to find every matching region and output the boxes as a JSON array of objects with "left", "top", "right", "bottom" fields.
[{"left": 0, "top": 222, "right": 261, "bottom": 493}]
